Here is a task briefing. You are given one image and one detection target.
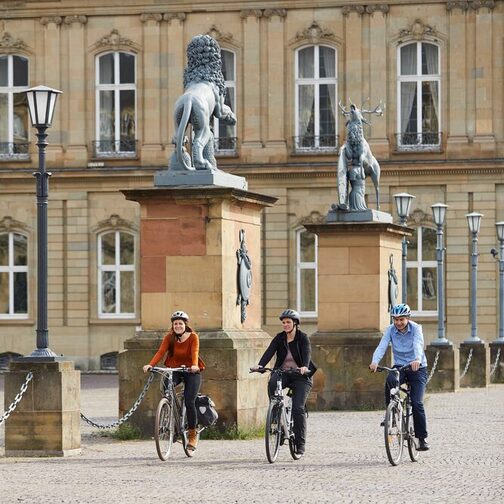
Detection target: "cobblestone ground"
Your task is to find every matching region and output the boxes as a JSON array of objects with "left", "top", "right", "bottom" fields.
[{"left": 1, "top": 375, "right": 503, "bottom": 504}]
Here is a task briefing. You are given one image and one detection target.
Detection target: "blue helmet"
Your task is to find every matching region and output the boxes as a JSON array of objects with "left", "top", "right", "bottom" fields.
[{"left": 390, "top": 303, "right": 411, "bottom": 318}]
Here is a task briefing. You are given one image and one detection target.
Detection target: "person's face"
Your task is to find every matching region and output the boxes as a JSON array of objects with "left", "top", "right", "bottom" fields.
[
  {"left": 393, "top": 316, "right": 409, "bottom": 332},
  {"left": 281, "top": 318, "right": 295, "bottom": 333},
  {"left": 172, "top": 319, "right": 186, "bottom": 334}
]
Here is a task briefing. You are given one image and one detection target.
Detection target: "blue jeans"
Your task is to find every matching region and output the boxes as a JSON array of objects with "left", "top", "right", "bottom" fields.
[{"left": 385, "top": 366, "right": 428, "bottom": 440}]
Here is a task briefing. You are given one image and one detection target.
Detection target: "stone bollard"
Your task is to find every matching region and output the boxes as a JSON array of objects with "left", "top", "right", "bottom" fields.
[
  {"left": 425, "top": 344, "right": 459, "bottom": 392},
  {"left": 459, "top": 342, "right": 489, "bottom": 388},
  {"left": 489, "top": 342, "right": 504, "bottom": 383}
]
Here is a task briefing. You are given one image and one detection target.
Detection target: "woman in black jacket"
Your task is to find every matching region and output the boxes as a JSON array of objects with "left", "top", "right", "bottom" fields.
[{"left": 251, "top": 309, "right": 316, "bottom": 456}]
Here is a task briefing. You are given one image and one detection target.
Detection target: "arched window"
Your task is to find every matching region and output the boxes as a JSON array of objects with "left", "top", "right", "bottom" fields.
[
  {"left": 294, "top": 45, "right": 337, "bottom": 152},
  {"left": 0, "top": 55, "right": 29, "bottom": 160},
  {"left": 296, "top": 229, "right": 317, "bottom": 316},
  {"left": 407, "top": 226, "right": 437, "bottom": 315},
  {"left": 0, "top": 231, "right": 28, "bottom": 318},
  {"left": 97, "top": 230, "right": 135, "bottom": 317},
  {"left": 95, "top": 51, "right": 136, "bottom": 158},
  {"left": 214, "top": 49, "right": 236, "bottom": 154},
  {"left": 397, "top": 42, "right": 440, "bottom": 150}
]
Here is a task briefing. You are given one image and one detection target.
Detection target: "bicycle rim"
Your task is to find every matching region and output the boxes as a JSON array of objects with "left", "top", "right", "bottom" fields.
[
  {"left": 406, "top": 411, "right": 420, "bottom": 462},
  {"left": 289, "top": 436, "right": 301, "bottom": 460},
  {"left": 180, "top": 405, "right": 195, "bottom": 458},
  {"left": 384, "top": 402, "right": 403, "bottom": 466},
  {"left": 155, "top": 398, "right": 174, "bottom": 461},
  {"left": 265, "top": 401, "right": 282, "bottom": 463}
]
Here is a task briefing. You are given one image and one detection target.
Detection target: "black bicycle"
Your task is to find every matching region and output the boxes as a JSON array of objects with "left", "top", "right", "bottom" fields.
[
  {"left": 150, "top": 366, "right": 201, "bottom": 461},
  {"left": 251, "top": 367, "right": 307, "bottom": 463},
  {"left": 377, "top": 365, "right": 420, "bottom": 466}
]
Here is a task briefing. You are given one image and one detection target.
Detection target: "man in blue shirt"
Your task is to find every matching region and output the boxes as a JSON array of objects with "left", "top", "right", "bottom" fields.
[{"left": 369, "top": 303, "right": 429, "bottom": 451}]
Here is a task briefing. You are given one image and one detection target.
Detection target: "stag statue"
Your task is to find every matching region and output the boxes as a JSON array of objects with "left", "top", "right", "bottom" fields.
[{"left": 336, "top": 100, "right": 384, "bottom": 211}]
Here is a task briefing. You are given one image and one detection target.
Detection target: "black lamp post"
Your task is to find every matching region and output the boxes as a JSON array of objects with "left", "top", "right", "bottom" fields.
[
  {"left": 393, "top": 192, "right": 415, "bottom": 304},
  {"left": 25, "top": 85, "right": 62, "bottom": 359},
  {"left": 494, "top": 221, "right": 504, "bottom": 343},
  {"left": 466, "top": 211, "right": 483, "bottom": 343}
]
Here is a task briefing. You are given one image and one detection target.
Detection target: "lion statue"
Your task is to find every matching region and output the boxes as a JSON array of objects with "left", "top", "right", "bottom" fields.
[{"left": 169, "top": 34, "right": 236, "bottom": 171}]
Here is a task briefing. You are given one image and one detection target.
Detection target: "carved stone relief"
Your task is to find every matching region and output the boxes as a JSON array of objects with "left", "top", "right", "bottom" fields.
[
  {"left": 40, "top": 17, "right": 63, "bottom": 26},
  {"left": 399, "top": 19, "right": 438, "bottom": 40},
  {"left": 240, "top": 9, "right": 263, "bottom": 19},
  {"left": 0, "top": 32, "right": 28, "bottom": 52},
  {"left": 263, "top": 9, "right": 287, "bottom": 20},
  {"left": 292, "top": 21, "right": 336, "bottom": 45},
  {"left": 163, "top": 13, "right": 186, "bottom": 24},
  {"left": 447, "top": 0, "right": 495, "bottom": 11},
  {"left": 91, "top": 29, "right": 140, "bottom": 52},
  {"left": 140, "top": 13, "right": 163, "bottom": 24},
  {"left": 63, "top": 15, "right": 87, "bottom": 25},
  {"left": 207, "top": 25, "right": 234, "bottom": 44}
]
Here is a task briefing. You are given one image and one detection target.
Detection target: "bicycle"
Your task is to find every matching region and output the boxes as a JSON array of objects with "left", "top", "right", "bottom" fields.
[
  {"left": 377, "top": 365, "right": 420, "bottom": 466},
  {"left": 150, "top": 366, "right": 202, "bottom": 461},
  {"left": 250, "top": 367, "right": 308, "bottom": 463}
]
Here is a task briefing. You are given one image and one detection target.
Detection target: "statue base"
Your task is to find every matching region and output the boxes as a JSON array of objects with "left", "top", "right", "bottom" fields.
[
  {"left": 154, "top": 169, "right": 248, "bottom": 191},
  {"left": 326, "top": 207, "right": 393, "bottom": 223}
]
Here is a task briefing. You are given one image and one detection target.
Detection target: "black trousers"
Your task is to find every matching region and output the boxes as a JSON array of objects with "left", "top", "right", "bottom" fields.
[
  {"left": 268, "top": 371, "right": 312, "bottom": 448},
  {"left": 171, "top": 371, "right": 202, "bottom": 429}
]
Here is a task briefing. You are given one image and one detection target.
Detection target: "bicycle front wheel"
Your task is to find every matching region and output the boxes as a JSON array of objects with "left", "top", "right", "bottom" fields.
[
  {"left": 406, "top": 407, "right": 419, "bottom": 462},
  {"left": 155, "top": 397, "right": 174, "bottom": 461},
  {"left": 384, "top": 402, "right": 403, "bottom": 466},
  {"left": 265, "top": 401, "right": 282, "bottom": 463}
]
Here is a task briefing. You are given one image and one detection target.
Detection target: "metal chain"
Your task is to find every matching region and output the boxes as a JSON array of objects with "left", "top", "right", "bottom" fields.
[
  {"left": 459, "top": 348, "right": 473, "bottom": 380},
  {"left": 80, "top": 373, "right": 155, "bottom": 429},
  {"left": 490, "top": 347, "right": 501, "bottom": 378},
  {"left": 0, "top": 372, "right": 33, "bottom": 425},
  {"left": 426, "top": 351, "right": 440, "bottom": 385}
]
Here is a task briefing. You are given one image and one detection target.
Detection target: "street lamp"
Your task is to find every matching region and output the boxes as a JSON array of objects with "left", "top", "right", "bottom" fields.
[
  {"left": 466, "top": 211, "right": 483, "bottom": 343},
  {"left": 493, "top": 221, "right": 504, "bottom": 343},
  {"left": 431, "top": 203, "right": 450, "bottom": 345},
  {"left": 25, "top": 85, "right": 62, "bottom": 358},
  {"left": 393, "top": 192, "right": 415, "bottom": 303}
]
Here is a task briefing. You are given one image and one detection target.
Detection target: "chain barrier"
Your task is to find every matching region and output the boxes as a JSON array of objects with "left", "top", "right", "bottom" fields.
[
  {"left": 80, "top": 373, "right": 155, "bottom": 429},
  {"left": 426, "top": 351, "right": 440, "bottom": 385},
  {"left": 0, "top": 372, "right": 33, "bottom": 426},
  {"left": 459, "top": 348, "right": 473, "bottom": 381},
  {"left": 490, "top": 347, "right": 501, "bottom": 378}
]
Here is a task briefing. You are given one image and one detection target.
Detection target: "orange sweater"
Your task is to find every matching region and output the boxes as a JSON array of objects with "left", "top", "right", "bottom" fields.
[{"left": 149, "top": 331, "right": 204, "bottom": 370}]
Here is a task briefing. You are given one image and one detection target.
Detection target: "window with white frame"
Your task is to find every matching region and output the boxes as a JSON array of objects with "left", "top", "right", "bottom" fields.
[
  {"left": 214, "top": 49, "right": 236, "bottom": 154},
  {"left": 98, "top": 230, "right": 135, "bottom": 317},
  {"left": 95, "top": 51, "right": 136, "bottom": 157},
  {"left": 406, "top": 226, "right": 437, "bottom": 315},
  {"left": 0, "top": 55, "right": 29, "bottom": 159},
  {"left": 295, "top": 45, "right": 337, "bottom": 152},
  {"left": 0, "top": 232, "right": 28, "bottom": 318},
  {"left": 397, "top": 42, "right": 440, "bottom": 149},
  {"left": 296, "top": 229, "right": 317, "bottom": 316}
]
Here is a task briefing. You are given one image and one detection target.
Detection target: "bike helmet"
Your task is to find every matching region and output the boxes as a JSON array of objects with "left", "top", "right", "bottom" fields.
[
  {"left": 279, "top": 309, "right": 301, "bottom": 325},
  {"left": 390, "top": 303, "right": 411, "bottom": 318},
  {"left": 170, "top": 310, "right": 189, "bottom": 323}
]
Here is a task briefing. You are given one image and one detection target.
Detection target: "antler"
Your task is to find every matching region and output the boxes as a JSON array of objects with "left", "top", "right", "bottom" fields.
[
  {"left": 338, "top": 100, "right": 350, "bottom": 116},
  {"left": 362, "top": 100, "right": 385, "bottom": 116}
]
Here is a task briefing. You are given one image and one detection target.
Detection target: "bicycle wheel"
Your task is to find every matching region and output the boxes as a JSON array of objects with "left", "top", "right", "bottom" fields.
[
  {"left": 265, "top": 401, "right": 282, "bottom": 463},
  {"left": 384, "top": 402, "right": 403, "bottom": 466},
  {"left": 287, "top": 400, "right": 302, "bottom": 460},
  {"left": 406, "top": 405, "right": 420, "bottom": 462},
  {"left": 181, "top": 406, "right": 199, "bottom": 458},
  {"left": 155, "top": 397, "right": 174, "bottom": 461}
]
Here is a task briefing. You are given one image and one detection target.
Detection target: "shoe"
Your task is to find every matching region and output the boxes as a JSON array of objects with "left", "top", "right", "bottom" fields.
[
  {"left": 295, "top": 444, "right": 305, "bottom": 456},
  {"left": 418, "top": 438, "right": 429, "bottom": 451},
  {"left": 380, "top": 419, "right": 385, "bottom": 427},
  {"left": 187, "top": 428, "right": 198, "bottom": 451}
]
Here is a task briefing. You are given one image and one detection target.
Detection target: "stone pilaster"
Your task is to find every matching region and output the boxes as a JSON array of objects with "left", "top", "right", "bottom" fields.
[
  {"left": 425, "top": 343, "right": 460, "bottom": 392},
  {"left": 460, "top": 341, "right": 489, "bottom": 388}
]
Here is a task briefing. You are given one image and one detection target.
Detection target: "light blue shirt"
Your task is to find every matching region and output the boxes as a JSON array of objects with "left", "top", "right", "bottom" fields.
[{"left": 372, "top": 320, "right": 427, "bottom": 367}]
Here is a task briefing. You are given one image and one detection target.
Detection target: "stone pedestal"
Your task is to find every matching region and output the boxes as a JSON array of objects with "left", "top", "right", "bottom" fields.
[
  {"left": 489, "top": 341, "right": 504, "bottom": 384},
  {"left": 426, "top": 343, "right": 460, "bottom": 392},
  {"left": 305, "top": 221, "right": 408, "bottom": 410},
  {"left": 120, "top": 186, "right": 277, "bottom": 434},
  {"left": 5, "top": 361, "right": 81, "bottom": 457},
  {"left": 460, "top": 341, "right": 489, "bottom": 388}
]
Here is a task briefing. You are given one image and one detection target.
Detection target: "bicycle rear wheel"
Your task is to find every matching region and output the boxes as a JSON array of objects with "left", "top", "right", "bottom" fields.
[
  {"left": 384, "top": 402, "right": 403, "bottom": 466},
  {"left": 265, "top": 401, "right": 282, "bottom": 463},
  {"left": 155, "top": 397, "right": 174, "bottom": 461},
  {"left": 406, "top": 406, "right": 419, "bottom": 462}
]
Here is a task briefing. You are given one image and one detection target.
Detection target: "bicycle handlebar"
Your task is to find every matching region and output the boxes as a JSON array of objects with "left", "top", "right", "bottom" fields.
[
  {"left": 376, "top": 364, "right": 411, "bottom": 373},
  {"left": 249, "top": 367, "right": 311, "bottom": 376},
  {"left": 150, "top": 366, "right": 197, "bottom": 374}
]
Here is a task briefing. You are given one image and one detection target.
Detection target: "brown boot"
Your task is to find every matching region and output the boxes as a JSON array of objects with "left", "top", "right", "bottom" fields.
[{"left": 187, "top": 428, "right": 198, "bottom": 451}]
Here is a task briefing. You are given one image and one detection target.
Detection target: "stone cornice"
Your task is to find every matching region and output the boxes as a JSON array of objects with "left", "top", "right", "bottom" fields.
[
  {"left": 40, "top": 16, "right": 63, "bottom": 26},
  {"left": 63, "top": 15, "right": 87, "bottom": 25},
  {"left": 447, "top": 0, "right": 495, "bottom": 11},
  {"left": 0, "top": 32, "right": 28, "bottom": 53}
]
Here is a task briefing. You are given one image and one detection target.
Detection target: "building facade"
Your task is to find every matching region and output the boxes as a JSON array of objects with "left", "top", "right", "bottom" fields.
[{"left": 0, "top": 0, "right": 503, "bottom": 369}]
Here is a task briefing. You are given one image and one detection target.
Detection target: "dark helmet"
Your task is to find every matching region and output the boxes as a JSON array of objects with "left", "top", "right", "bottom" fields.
[
  {"left": 390, "top": 303, "right": 411, "bottom": 318},
  {"left": 170, "top": 310, "right": 189, "bottom": 323},
  {"left": 279, "top": 309, "right": 301, "bottom": 325}
]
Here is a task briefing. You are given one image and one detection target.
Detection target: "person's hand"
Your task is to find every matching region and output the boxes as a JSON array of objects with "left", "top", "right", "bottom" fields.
[
  {"left": 369, "top": 362, "right": 378, "bottom": 373},
  {"left": 410, "top": 360, "right": 421, "bottom": 372},
  {"left": 143, "top": 365, "right": 152, "bottom": 374},
  {"left": 250, "top": 365, "right": 262, "bottom": 372},
  {"left": 190, "top": 365, "right": 200, "bottom": 373},
  {"left": 299, "top": 366, "right": 309, "bottom": 375}
]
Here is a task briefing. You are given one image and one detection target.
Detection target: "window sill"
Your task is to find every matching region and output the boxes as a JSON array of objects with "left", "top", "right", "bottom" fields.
[
  {"left": 89, "top": 317, "right": 140, "bottom": 325},
  {"left": 0, "top": 154, "right": 31, "bottom": 163},
  {"left": 291, "top": 149, "right": 338, "bottom": 156},
  {"left": 0, "top": 317, "right": 33, "bottom": 325}
]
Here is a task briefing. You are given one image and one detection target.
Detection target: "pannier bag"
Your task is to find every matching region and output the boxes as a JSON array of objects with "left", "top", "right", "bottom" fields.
[{"left": 196, "top": 394, "right": 219, "bottom": 426}]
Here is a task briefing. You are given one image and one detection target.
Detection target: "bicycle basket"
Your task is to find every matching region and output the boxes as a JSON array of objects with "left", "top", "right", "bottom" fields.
[{"left": 195, "top": 394, "right": 219, "bottom": 427}]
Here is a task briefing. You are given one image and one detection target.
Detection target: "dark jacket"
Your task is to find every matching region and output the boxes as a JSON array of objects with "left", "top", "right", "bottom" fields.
[{"left": 258, "top": 329, "right": 317, "bottom": 375}]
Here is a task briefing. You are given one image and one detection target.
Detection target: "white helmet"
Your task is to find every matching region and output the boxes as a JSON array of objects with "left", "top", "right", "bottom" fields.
[{"left": 170, "top": 310, "right": 189, "bottom": 322}]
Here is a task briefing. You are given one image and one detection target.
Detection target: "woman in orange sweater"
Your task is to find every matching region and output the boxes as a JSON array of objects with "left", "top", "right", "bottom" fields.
[{"left": 143, "top": 310, "right": 205, "bottom": 451}]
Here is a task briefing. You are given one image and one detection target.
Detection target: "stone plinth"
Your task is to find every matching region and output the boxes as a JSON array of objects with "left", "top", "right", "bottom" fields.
[
  {"left": 426, "top": 343, "right": 460, "bottom": 392},
  {"left": 489, "top": 341, "right": 504, "bottom": 384},
  {"left": 460, "top": 341, "right": 489, "bottom": 388},
  {"left": 304, "top": 220, "right": 409, "bottom": 410},
  {"left": 5, "top": 360, "right": 81, "bottom": 457},
  {"left": 119, "top": 186, "right": 276, "bottom": 433}
]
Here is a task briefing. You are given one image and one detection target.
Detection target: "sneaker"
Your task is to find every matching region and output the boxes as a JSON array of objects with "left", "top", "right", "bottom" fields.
[{"left": 418, "top": 438, "right": 430, "bottom": 451}]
